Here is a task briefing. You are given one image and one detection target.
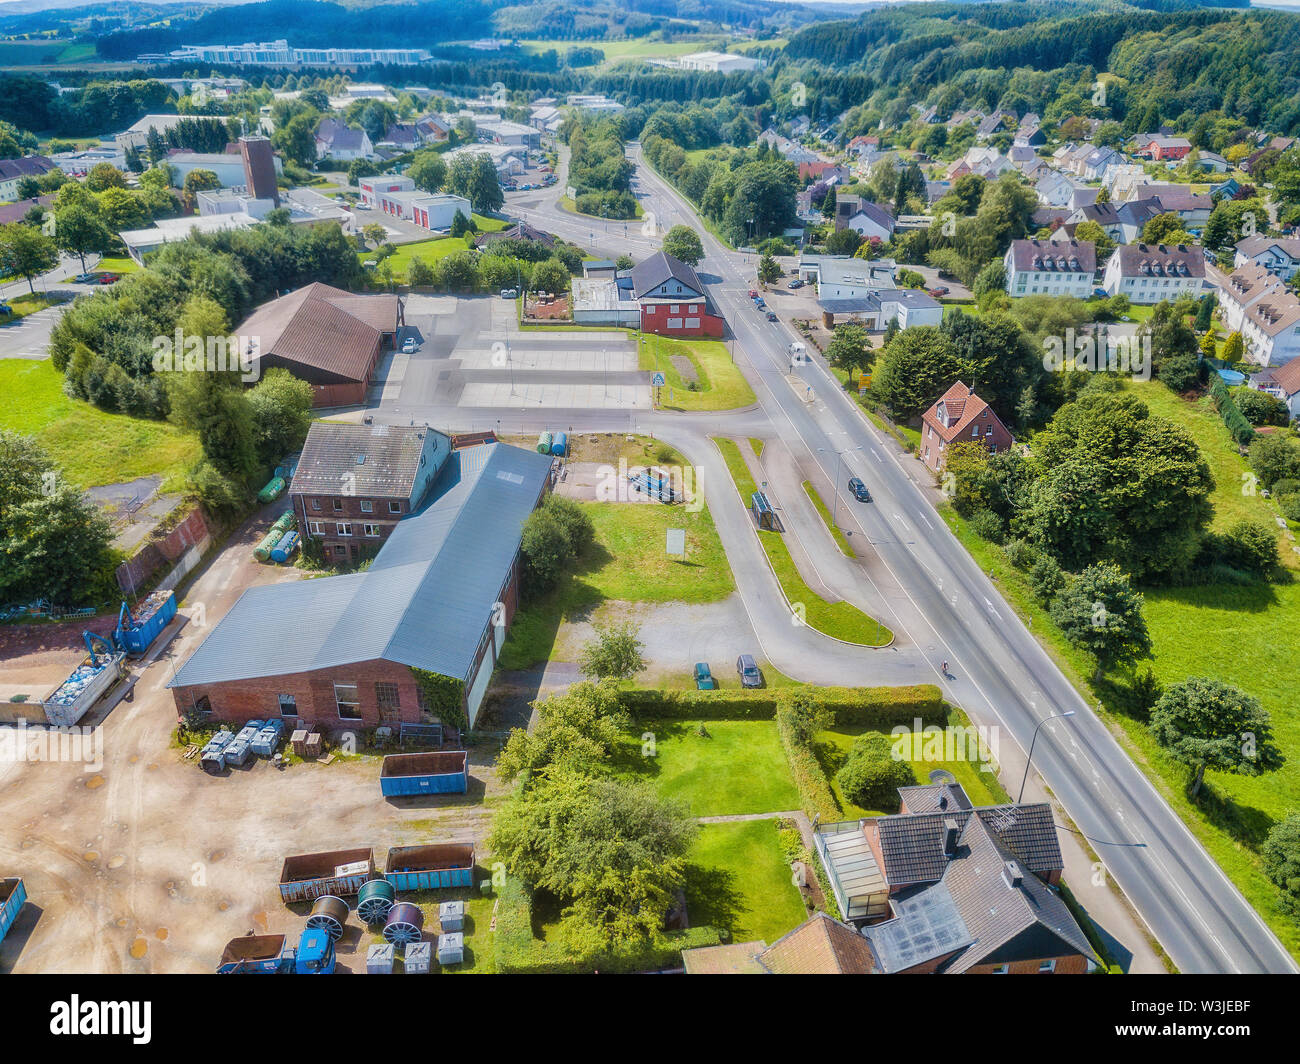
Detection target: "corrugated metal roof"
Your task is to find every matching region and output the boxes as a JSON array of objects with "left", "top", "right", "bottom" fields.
[
  {"left": 291, "top": 422, "right": 448, "bottom": 498},
  {"left": 169, "top": 442, "right": 551, "bottom": 688}
]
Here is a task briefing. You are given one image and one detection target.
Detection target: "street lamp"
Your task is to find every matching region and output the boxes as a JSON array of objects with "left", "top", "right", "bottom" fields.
[
  {"left": 1017, "top": 710, "right": 1076, "bottom": 803},
  {"left": 817, "top": 445, "right": 857, "bottom": 526}
]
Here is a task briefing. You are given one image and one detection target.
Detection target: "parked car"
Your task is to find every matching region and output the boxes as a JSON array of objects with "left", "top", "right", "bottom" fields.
[
  {"left": 748, "top": 289, "right": 759, "bottom": 298},
  {"left": 787, "top": 278, "right": 804, "bottom": 289},
  {"left": 754, "top": 298, "right": 766, "bottom": 310},
  {"left": 96, "top": 273, "right": 120, "bottom": 285},
  {"left": 766, "top": 310, "right": 778, "bottom": 321},
  {"left": 693, "top": 663, "right": 716, "bottom": 690},
  {"left": 736, "top": 654, "right": 763, "bottom": 689},
  {"left": 848, "top": 476, "right": 872, "bottom": 503},
  {"left": 927, "top": 286, "right": 949, "bottom": 297},
  {"left": 74, "top": 273, "right": 97, "bottom": 283},
  {"left": 501, "top": 288, "right": 518, "bottom": 299},
  {"left": 354, "top": 202, "right": 371, "bottom": 210},
  {"left": 402, "top": 337, "right": 419, "bottom": 353}
]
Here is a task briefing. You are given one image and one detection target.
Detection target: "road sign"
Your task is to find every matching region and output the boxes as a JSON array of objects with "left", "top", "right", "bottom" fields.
[
  {"left": 650, "top": 372, "right": 666, "bottom": 387},
  {"left": 666, "top": 528, "right": 686, "bottom": 556}
]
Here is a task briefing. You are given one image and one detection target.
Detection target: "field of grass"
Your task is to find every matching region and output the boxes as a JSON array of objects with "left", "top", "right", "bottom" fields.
[
  {"left": 938, "top": 374, "right": 1300, "bottom": 960},
  {"left": 0, "top": 39, "right": 93, "bottom": 65},
  {"left": 802, "top": 479, "right": 855, "bottom": 557},
  {"left": 0, "top": 359, "right": 200, "bottom": 489},
  {"left": 94, "top": 256, "right": 140, "bottom": 275},
  {"left": 359, "top": 235, "right": 473, "bottom": 281},
  {"left": 1, "top": 293, "right": 63, "bottom": 321},
  {"left": 497, "top": 498, "right": 735, "bottom": 670},
  {"left": 615, "top": 719, "right": 800, "bottom": 816},
  {"left": 713, "top": 437, "right": 892, "bottom": 646},
  {"left": 639, "top": 334, "right": 755, "bottom": 411},
  {"left": 684, "top": 820, "right": 808, "bottom": 946}
]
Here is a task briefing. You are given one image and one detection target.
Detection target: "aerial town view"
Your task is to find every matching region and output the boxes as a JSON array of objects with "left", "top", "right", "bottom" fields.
[{"left": 0, "top": 0, "right": 1295, "bottom": 1041}]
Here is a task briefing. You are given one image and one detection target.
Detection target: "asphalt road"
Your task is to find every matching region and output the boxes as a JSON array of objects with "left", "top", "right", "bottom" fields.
[{"left": 471, "top": 144, "right": 1300, "bottom": 974}]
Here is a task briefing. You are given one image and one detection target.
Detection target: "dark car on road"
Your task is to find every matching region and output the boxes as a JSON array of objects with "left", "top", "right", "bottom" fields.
[
  {"left": 736, "top": 654, "right": 763, "bottom": 688},
  {"left": 694, "top": 663, "right": 716, "bottom": 690},
  {"left": 766, "top": 310, "right": 778, "bottom": 321},
  {"left": 848, "top": 476, "right": 871, "bottom": 502}
]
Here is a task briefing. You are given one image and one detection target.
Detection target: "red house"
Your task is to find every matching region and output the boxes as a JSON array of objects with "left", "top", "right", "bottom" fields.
[
  {"left": 1140, "top": 135, "right": 1191, "bottom": 162},
  {"left": 920, "top": 382, "right": 1014, "bottom": 472},
  {"left": 631, "top": 251, "right": 725, "bottom": 338}
]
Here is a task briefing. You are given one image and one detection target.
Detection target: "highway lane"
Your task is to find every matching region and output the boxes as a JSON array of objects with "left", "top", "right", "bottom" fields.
[{"left": 620, "top": 143, "right": 1296, "bottom": 973}]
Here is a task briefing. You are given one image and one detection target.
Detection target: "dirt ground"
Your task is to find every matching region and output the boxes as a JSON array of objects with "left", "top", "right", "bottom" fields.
[{"left": 0, "top": 505, "right": 509, "bottom": 974}]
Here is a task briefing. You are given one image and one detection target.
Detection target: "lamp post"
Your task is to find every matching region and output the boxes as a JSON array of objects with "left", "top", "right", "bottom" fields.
[
  {"left": 817, "top": 445, "right": 857, "bottom": 527},
  {"left": 1017, "top": 710, "right": 1076, "bottom": 803}
]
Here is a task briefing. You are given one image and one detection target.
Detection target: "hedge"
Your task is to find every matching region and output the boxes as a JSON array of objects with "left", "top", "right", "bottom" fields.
[
  {"left": 492, "top": 876, "right": 723, "bottom": 974},
  {"left": 1210, "top": 376, "right": 1256, "bottom": 447},
  {"left": 620, "top": 684, "right": 947, "bottom": 727},
  {"left": 775, "top": 694, "right": 839, "bottom": 822}
]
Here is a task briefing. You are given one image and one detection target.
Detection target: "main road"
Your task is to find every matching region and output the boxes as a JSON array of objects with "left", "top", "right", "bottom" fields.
[{"left": 421, "top": 145, "right": 1296, "bottom": 973}]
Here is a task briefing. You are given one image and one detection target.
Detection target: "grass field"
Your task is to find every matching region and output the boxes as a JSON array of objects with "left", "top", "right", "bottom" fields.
[
  {"left": 684, "top": 820, "right": 808, "bottom": 946},
  {"left": 616, "top": 719, "right": 799, "bottom": 817},
  {"left": 938, "top": 376, "right": 1300, "bottom": 959},
  {"left": 0, "top": 359, "right": 200, "bottom": 489},
  {"left": 94, "top": 256, "right": 140, "bottom": 275},
  {"left": 497, "top": 498, "right": 735, "bottom": 670},
  {"left": 713, "top": 437, "right": 892, "bottom": 646},
  {"left": 638, "top": 334, "right": 755, "bottom": 411},
  {"left": 802, "top": 479, "right": 855, "bottom": 557},
  {"left": 1, "top": 293, "right": 63, "bottom": 321},
  {"left": 359, "top": 235, "right": 473, "bottom": 282}
]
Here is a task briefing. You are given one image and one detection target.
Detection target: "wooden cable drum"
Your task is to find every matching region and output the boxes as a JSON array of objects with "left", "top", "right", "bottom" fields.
[
  {"left": 305, "top": 895, "right": 349, "bottom": 941},
  {"left": 357, "top": 879, "right": 397, "bottom": 925},
  {"left": 382, "top": 902, "right": 424, "bottom": 945}
]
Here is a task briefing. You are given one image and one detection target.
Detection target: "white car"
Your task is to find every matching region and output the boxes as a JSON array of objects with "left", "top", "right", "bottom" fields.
[{"left": 402, "top": 337, "right": 419, "bottom": 353}]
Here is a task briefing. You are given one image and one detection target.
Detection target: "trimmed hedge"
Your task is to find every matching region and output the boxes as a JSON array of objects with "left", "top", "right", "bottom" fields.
[
  {"left": 775, "top": 694, "right": 839, "bottom": 822},
  {"left": 620, "top": 684, "right": 946, "bottom": 727},
  {"left": 492, "top": 876, "right": 722, "bottom": 974},
  {"left": 1210, "top": 376, "right": 1256, "bottom": 447}
]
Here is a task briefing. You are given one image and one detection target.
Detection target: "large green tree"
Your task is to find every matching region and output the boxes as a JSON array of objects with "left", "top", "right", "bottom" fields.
[
  {"left": 870, "top": 326, "right": 961, "bottom": 419},
  {"left": 1050, "top": 562, "right": 1152, "bottom": 676},
  {"left": 0, "top": 222, "right": 57, "bottom": 293},
  {"left": 446, "top": 152, "right": 503, "bottom": 214},
  {"left": 661, "top": 224, "right": 703, "bottom": 266}
]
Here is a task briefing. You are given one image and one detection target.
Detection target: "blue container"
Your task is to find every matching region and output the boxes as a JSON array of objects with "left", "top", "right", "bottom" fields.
[
  {"left": 223, "top": 739, "right": 252, "bottom": 766},
  {"left": 252, "top": 721, "right": 284, "bottom": 758},
  {"left": 116, "top": 591, "right": 178, "bottom": 655},
  {"left": 0, "top": 878, "right": 26, "bottom": 944},
  {"left": 1218, "top": 368, "right": 1246, "bottom": 386},
  {"left": 270, "top": 531, "right": 299, "bottom": 564},
  {"left": 379, "top": 751, "right": 468, "bottom": 796},
  {"left": 383, "top": 844, "right": 475, "bottom": 892},
  {"left": 235, "top": 720, "right": 264, "bottom": 744},
  {"left": 550, "top": 432, "right": 567, "bottom": 457}
]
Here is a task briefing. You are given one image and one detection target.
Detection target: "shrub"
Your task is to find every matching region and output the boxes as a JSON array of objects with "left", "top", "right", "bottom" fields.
[
  {"left": 775, "top": 691, "right": 839, "bottom": 822},
  {"left": 1028, "top": 554, "right": 1065, "bottom": 603},
  {"left": 1261, "top": 812, "right": 1300, "bottom": 915},
  {"left": 968, "top": 508, "right": 1005, "bottom": 544},
  {"left": 1003, "top": 537, "right": 1039, "bottom": 571},
  {"left": 1280, "top": 494, "right": 1300, "bottom": 523},
  {"left": 835, "top": 733, "right": 913, "bottom": 810},
  {"left": 1215, "top": 518, "right": 1279, "bottom": 576},
  {"left": 1236, "top": 389, "right": 1290, "bottom": 427},
  {"left": 1270, "top": 478, "right": 1300, "bottom": 499},
  {"left": 619, "top": 685, "right": 946, "bottom": 727}
]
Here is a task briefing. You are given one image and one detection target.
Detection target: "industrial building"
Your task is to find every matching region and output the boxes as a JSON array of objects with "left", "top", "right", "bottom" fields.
[
  {"left": 152, "top": 40, "right": 432, "bottom": 67},
  {"left": 168, "top": 439, "right": 553, "bottom": 730},
  {"left": 357, "top": 175, "right": 472, "bottom": 232}
]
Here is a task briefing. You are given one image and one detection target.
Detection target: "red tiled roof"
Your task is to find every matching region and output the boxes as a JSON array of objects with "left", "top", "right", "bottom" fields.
[{"left": 921, "top": 381, "right": 1009, "bottom": 445}]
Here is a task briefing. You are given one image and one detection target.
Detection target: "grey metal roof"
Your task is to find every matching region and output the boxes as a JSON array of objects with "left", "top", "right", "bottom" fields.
[
  {"left": 169, "top": 442, "right": 552, "bottom": 689},
  {"left": 862, "top": 882, "right": 973, "bottom": 973},
  {"left": 629, "top": 251, "right": 704, "bottom": 299},
  {"left": 291, "top": 422, "right": 448, "bottom": 498},
  {"left": 898, "top": 782, "right": 973, "bottom": 815}
]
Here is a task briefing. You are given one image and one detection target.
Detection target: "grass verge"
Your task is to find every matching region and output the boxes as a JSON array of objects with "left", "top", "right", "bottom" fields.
[
  {"left": 638, "top": 334, "right": 755, "bottom": 411},
  {"left": 802, "top": 479, "right": 855, "bottom": 557}
]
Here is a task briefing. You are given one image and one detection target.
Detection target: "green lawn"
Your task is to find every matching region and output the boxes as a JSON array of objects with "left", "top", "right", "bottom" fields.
[
  {"left": 0, "top": 359, "right": 200, "bottom": 489},
  {"left": 615, "top": 719, "right": 799, "bottom": 816},
  {"left": 94, "top": 256, "right": 140, "bottom": 275},
  {"left": 802, "top": 479, "right": 855, "bottom": 557},
  {"left": 1, "top": 293, "right": 63, "bottom": 321},
  {"left": 749, "top": 437, "right": 765, "bottom": 459},
  {"left": 639, "top": 334, "right": 755, "bottom": 411},
  {"left": 938, "top": 373, "right": 1300, "bottom": 961},
  {"left": 497, "top": 498, "right": 735, "bottom": 670},
  {"left": 713, "top": 437, "right": 893, "bottom": 646},
  {"left": 684, "top": 820, "right": 809, "bottom": 946},
  {"left": 817, "top": 725, "right": 1008, "bottom": 820},
  {"left": 360, "top": 235, "right": 473, "bottom": 281}
]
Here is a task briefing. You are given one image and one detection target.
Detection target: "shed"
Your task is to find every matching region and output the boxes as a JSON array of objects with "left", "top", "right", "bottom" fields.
[{"left": 384, "top": 843, "right": 475, "bottom": 891}]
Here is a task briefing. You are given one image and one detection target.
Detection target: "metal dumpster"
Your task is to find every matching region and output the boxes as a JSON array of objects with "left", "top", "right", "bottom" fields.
[
  {"left": 217, "top": 934, "right": 288, "bottom": 974},
  {"left": 379, "top": 750, "right": 468, "bottom": 796},
  {"left": 278, "top": 848, "right": 375, "bottom": 903},
  {"left": 115, "top": 591, "right": 177, "bottom": 655},
  {"left": 383, "top": 843, "right": 475, "bottom": 891},
  {"left": 0, "top": 877, "right": 26, "bottom": 944}
]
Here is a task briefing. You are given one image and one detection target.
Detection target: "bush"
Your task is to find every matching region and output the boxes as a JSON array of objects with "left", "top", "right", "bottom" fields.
[
  {"left": 1003, "top": 537, "right": 1039, "bottom": 571},
  {"left": 1270, "top": 478, "right": 1300, "bottom": 499},
  {"left": 835, "top": 733, "right": 913, "bottom": 810},
  {"left": 1214, "top": 518, "right": 1279, "bottom": 575},
  {"left": 619, "top": 685, "right": 946, "bottom": 726},
  {"left": 1236, "top": 389, "right": 1290, "bottom": 427},
  {"left": 1210, "top": 376, "right": 1256, "bottom": 446},
  {"left": 968, "top": 508, "right": 1005, "bottom": 544},
  {"left": 1261, "top": 812, "right": 1300, "bottom": 915},
  {"left": 1029, "top": 554, "right": 1065, "bottom": 603},
  {"left": 775, "top": 690, "right": 838, "bottom": 822},
  {"left": 1280, "top": 494, "right": 1300, "bottom": 523}
]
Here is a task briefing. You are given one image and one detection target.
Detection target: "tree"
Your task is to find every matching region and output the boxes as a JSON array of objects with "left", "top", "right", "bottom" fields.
[
  {"left": 272, "top": 112, "right": 318, "bottom": 167},
  {"left": 96, "top": 187, "right": 148, "bottom": 230},
  {"left": 446, "top": 151, "right": 503, "bottom": 213},
  {"left": 407, "top": 256, "right": 435, "bottom": 286},
  {"left": 246, "top": 367, "right": 314, "bottom": 466},
  {"left": 0, "top": 222, "right": 56, "bottom": 294},
  {"left": 1149, "top": 678, "right": 1283, "bottom": 797},
  {"left": 1249, "top": 433, "right": 1300, "bottom": 491},
  {"left": 1050, "top": 563, "right": 1152, "bottom": 676},
  {"left": 1261, "top": 812, "right": 1300, "bottom": 914},
  {"left": 825, "top": 227, "right": 862, "bottom": 256},
  {"left": 820, "top": 185, "right": 837, "bottom": 221},
  {"left": 661, "top": 224, "right": 703, "bottom": 266},
  {"left": 871, "top": 326, "right": 961, "bottom": 419},
  {"left": 407, "top": 150, "right": 447, "bottom": 194},
  {"left": 578, "top": 621, "right": 646, "bottom": 681},
  {"left": 836, "top": 733, "right": 913, "bottom": 809},
  {"left": 519, "top": 494, "right": 592, "bottom": 593},
  {"left": 826, "top": 322, "right": 872, "bottom": 383},
  {"left": 497, "top": 680, "right": 630, "bottom": 781},
  {"left": 361, "top": 223, "right": 387, "bottom": 248},
  {"left": 1072, "top": 219, "right": 1114, "bottom": 263},
  {"left": 531, "top": 257, "right": 570, "bottom": 295},
  {"left": 182, "top": 167, "right": 221, "bottom": 206},
  {"left": 1141, "top": 212, "right": 1193, "bottom": 246},
  {"left": 756, "top": 253, "right": 780, "bottom": 286},
  {"left": 53, "top": 202, "right": 113, "bottom": 274},
  {"left": 84, "top": 162, "right": 126, "bottom": 192}
]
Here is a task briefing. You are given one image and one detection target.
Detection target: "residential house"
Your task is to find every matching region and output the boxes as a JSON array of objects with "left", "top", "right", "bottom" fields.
[
  {"left": 1234, "top": 236, "right": 1300, "bottom": 281},
  {"left": 1102, "top": 242, "right": 1206, "bottom": 304},
  {"left": 115, "top": 113, "right": 225, "bottom": 151},
  {"left": 415, "top": 114, "right": 451, "bottom": 144},
  {"left": 1249, "top": 360, "right": 1300, "bottom": 418},
  {"left": 1218, "top": 264, "right": 1288, "bottom": 334},
  {"left": 1141, "top": 184, "right": 1213, "bottom": 229},
  {"left": 842, "top": 200, "right": 897, "bottom": 242},
  {"left": 292, "top": 422, "right": 449, "bottom": 560},
  {"left": 169, "top": 438, "right": 553, "bottom": 732},
  {"left": 1014, "top": 113, "right": 1045, "bottom": 147},
  {"left": 630, "top": 251, "right": 725, "bottom": 338},
  {"left": 1004, "top": 238, "right": 1097, "bottom": 299},
  {"left": 377, "top": 123, "right": 421, "bottom": 153},
  {"left": 1081, "top": 146, "right": 1124, "bottom": 183},
  {"left": 1068, "top": 197, "right": 1163, "bottom": 244},
  {"left": 976, "top": 110, "right": 1016, "bottom": 142},
  {"left": 1105, "top": 164, "right": 1152, "bottom": 203},
  {"left": 1243, "top": 136, "right": 1295, "bottom": 175},
  {"left": 1136, "top": 134, "right": 1192, "bottom": 162},
  {"left": 919, "top": 382, "right": 1014, "bottom": 472},
  {"left": 0, "top": 156, "right": 56, "bottom": 201},
  {"left": 1193, "top": 151, "right": 1230, "bottom": 174},
  {"left": 314, "top": 117, "right": 375, "bottom": 161}
]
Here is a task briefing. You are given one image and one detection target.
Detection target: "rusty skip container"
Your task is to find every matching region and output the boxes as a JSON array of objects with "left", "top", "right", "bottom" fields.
[
  {"left": 379, "top": 750, "right": 468, "bottom": 797},
  {"left": 383, "top": 843, "right": 475, "bottom": 891},
  {"left": 217, "top": 934, "right": 288, "bottom": 974},
  {"left": 278, "top": 848, "right": 374, "bottom": 903}
]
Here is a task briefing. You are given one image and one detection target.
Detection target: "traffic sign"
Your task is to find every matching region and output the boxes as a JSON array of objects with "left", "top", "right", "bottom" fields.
[{"left": 651, "top": 372, "right": 666, "bottom": 387}]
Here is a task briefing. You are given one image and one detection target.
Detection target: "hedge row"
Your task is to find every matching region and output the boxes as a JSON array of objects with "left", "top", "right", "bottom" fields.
[
  {"left": 492, "top": 876, "right": 723, "bottom": 974},
  {"left": 775, "top": 698, "right": 840, "bottom": 823},
  {"left": 621, "top": 684, "right": 947, "bottom": 727},
  {"left": 1210, "top": 376, "right": 1256, "bottom": 446}
]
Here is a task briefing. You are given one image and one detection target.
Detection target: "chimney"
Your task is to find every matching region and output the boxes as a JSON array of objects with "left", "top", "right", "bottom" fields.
[
  {"left": 240, "top": 134, "right": 279, "bottom": 207},
  {"left": 1001, "top": 860, "right": 1024, "bottom": 889},
  {"left": 942, "top": 818, "right": 960, "bottom": 857}
]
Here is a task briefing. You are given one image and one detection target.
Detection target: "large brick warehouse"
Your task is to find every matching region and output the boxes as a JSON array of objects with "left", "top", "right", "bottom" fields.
[{"left": 168, "top": 438, "right": 553, "bottom": 730}]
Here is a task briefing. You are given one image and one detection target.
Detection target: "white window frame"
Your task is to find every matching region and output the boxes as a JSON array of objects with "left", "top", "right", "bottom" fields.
[
  {"left": 336, "top": 522, "right": 353, "bottom": 537},
  {"left": 364, "top": 523, "right": 381, "bottom": 537}
]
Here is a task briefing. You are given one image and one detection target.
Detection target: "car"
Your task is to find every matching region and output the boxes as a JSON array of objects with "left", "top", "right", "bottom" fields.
[
  {"left": 787, "top": 278, "right": 804, "bottom": 289},
  {"left": 766, "top": 310, "right": 778, "bottom": 321},
  {"left": 354, "top": 202, "right": 371, "bottom": 210},
  {"left": 748, "top": 289, "right": 759, "bottom": 298},
  {"left": 401, "top": 337, "right": 419, "bottom": 353},
  {"left": 736, "top": 654, "right": 763, "bottom": 689},
  {"left": 363, "top": 259, "right": 378, "bottom": 269},
  {"left": 96, "top": 273, "right": 120, "bottom": 284},
  {"left": 500, "top": 288, "right": 518, "bottom": 299},
  {"left": 74, "top": 273, "right": 97, "bottom": 283},
  {"left": 693, "top": 663, "right": 716, "bottom": 690},
  {"left": 0, "top": 303, "right": 10, "bottom": 316},
  {"left": 754, "top": 298, "right": 766, "bottom": 310},
  {"left": 848, "top": 476, "right": 872, "bottom": 503},
  {"left": 927, "top": 286, "right": 949, "bottom": 297}
]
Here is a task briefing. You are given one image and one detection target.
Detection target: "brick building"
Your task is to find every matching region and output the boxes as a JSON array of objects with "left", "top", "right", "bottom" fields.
[
  {"left": 630, "top": 251, "right": 725, "bottom": 338},
  {"left": 168, "top": 440, "right": 552, "bottom": 731},
  {"left": 291, "top": 422, "right": 450, "bottom": 564},
  {"left": 920, "top": 382, "right": 1015, "bottom": 472}
]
